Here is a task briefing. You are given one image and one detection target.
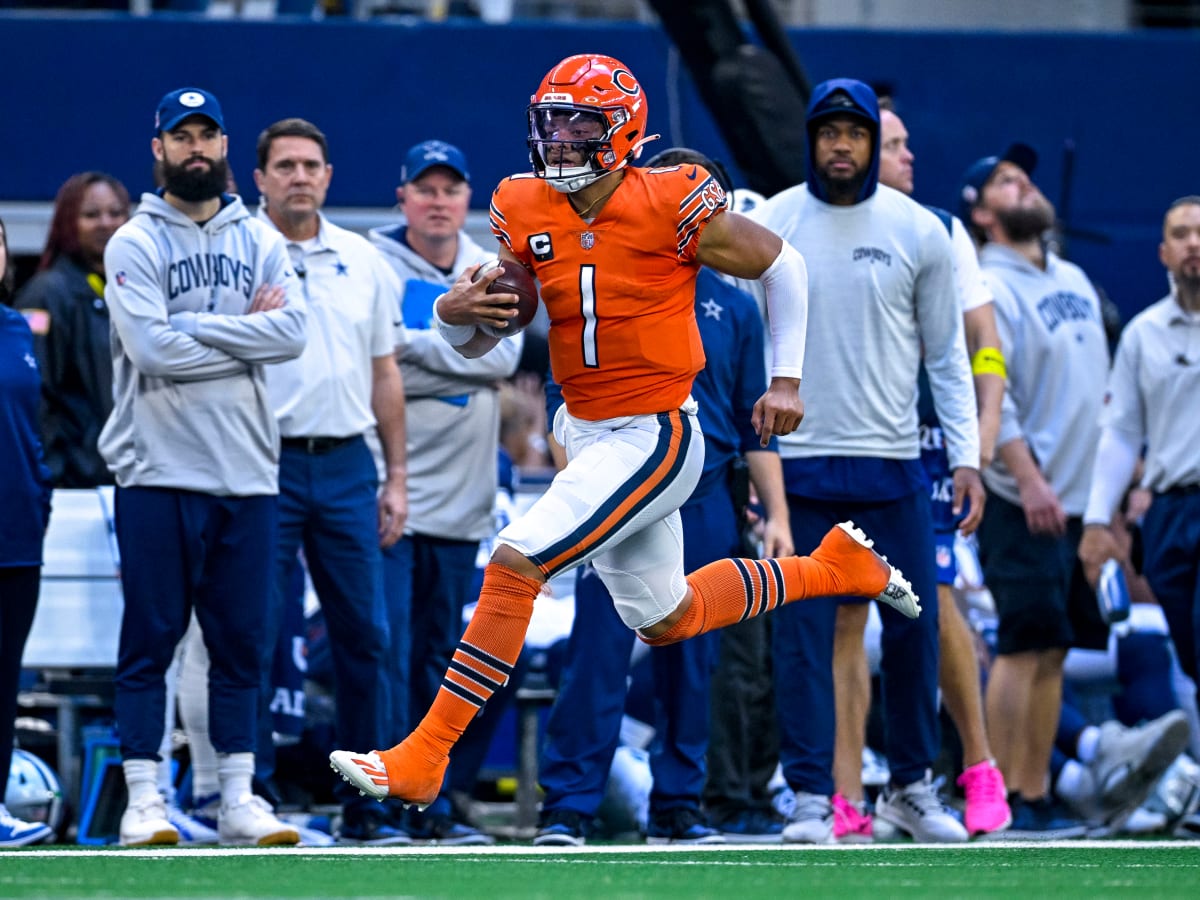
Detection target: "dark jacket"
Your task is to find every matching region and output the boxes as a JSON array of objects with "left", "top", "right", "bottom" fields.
[
  {"left": 15, "top": 255, "right": 114, "bottom": 487},
  {"left": 0, "top": 306, "right": 52, "bottom": 565}
]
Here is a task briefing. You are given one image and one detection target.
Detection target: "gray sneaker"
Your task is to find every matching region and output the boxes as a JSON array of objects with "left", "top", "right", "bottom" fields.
[
  {"left": 1088, "top": 711, "right": 1190, "bottom": 827},
  {"left": 782, "top": 791, "right": 834, "bottom": 844},
  {"left": 875, "top": 772, "right": 968, "bottom": 843},
  {"left": 1141, "top": 753, "right": 1200, "bottom": 836}
]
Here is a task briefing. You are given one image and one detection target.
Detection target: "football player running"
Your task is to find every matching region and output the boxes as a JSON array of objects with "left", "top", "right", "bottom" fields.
[{"left": 330, "top": 54, "right": 921, "bottom": 810}]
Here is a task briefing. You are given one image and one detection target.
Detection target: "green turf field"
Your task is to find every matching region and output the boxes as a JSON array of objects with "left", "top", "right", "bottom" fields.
[{"left": 2, "top": 842, "right": 1198, "bottom": 899}]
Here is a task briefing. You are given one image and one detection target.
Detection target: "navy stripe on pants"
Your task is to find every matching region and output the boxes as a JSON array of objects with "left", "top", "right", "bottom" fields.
[{"left": 114, "top": 486, "right": 276, "bottom": 760}]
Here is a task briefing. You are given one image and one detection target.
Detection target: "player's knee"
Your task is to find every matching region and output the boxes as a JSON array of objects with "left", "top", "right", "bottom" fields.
[
  {"left": 637, "top": 621, "right": 678, "bottom": 646},
  {"left": 490, "top": 543, "right": 544, "bottom": 583},
  {"left": 635, "top": 590, "right": 697, "bottom": 645}
]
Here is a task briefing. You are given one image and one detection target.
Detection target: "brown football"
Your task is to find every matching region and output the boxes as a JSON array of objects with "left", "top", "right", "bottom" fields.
[{"left": 473, "top": 258, "right": 539, "bottom": 337}]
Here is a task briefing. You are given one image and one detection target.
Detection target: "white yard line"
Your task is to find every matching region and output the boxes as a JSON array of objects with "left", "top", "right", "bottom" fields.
[{"left": 4, "top": 839, "right": 1198, "bottom": 859}]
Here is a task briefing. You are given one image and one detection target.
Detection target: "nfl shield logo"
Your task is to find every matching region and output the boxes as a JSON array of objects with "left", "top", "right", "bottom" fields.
[{"left": 580, "top": 232, "right": 595, "bottom": 250}]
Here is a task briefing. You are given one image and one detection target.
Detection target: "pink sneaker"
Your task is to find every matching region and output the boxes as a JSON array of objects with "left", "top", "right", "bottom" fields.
[
  {"left": 832, "top": 793, "right": 873, "bottom": 843},
  {"left": 957, "top": 759, "right": 1012, "bottom": 836}
]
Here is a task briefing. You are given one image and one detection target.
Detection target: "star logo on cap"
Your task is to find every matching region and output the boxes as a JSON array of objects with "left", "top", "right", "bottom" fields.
[{"left": 179, "top": 92, "right": 206, "bottom": 108}]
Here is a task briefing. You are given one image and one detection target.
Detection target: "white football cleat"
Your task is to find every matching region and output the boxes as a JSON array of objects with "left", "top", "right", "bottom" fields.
[
  {"left": 835, "top": 521, "right": 922, "bottom": 618},
  {"left": 329, "top": 750, "right": 394, "bottom": 804}
]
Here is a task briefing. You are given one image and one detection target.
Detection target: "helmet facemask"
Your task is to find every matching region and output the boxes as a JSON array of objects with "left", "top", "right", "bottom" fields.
[{"left": 527, "top": 104, "right": 628, "bottom": 193}]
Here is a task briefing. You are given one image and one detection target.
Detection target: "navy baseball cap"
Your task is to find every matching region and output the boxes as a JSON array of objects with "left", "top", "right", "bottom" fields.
[
  {"left": 401, "top": 140, "right": 470, "bottom": 184},
  {"left": 956, "top": 143, "right": 1038, "bottom": 225},
  {"left": 806, "top": 83, "right": 877, "bottom": 129},
  {"left": 154, "top": 87, "right": 225, "bottom": 135}
]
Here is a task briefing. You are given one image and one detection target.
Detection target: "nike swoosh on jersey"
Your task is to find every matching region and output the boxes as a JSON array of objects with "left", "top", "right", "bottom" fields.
[{"left": 686, "top": 166, "right": 698, "bottom": 180}]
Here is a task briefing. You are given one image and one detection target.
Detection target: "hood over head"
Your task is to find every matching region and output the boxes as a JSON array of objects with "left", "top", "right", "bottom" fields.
[{"left": 805, "top": 78, "right": 880, "bottom": 204}]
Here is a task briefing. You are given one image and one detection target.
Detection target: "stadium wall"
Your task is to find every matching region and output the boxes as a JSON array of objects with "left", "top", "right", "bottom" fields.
[{"left": 1, "top": 13, "right": 1196, "bottom": 318}]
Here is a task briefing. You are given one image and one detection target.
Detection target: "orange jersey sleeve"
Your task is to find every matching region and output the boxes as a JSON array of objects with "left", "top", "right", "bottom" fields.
[{"left": 490, "top": 165, "right": 729, "bottom": 420}]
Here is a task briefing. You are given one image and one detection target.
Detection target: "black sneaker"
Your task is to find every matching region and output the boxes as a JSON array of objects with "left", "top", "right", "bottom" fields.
[
  {"left": 646, "top": 807, "right": 725, "bottom": 845},
  {"left": 406, "top": 809, "right": 495, "bottom": 846},
  {"left": 984, "top": 796, "right": 1088, "bottom": 840},
  {"left": 337, "top": 809, "right": 413, "bottom": 847},
  {"left": 713, "top": 808, "right": 784, "bottom": 844},
  {"left": 533, "top": 808, "right": 590, "bottom": 847}
]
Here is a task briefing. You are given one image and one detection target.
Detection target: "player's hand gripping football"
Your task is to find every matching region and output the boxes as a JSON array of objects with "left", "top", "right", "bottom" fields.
[
  {"left": 437, "top": 262, "right": 523, "bottom": 334},
  {"left": 751, "top": 376, "right": 804, "bottom": 447}
]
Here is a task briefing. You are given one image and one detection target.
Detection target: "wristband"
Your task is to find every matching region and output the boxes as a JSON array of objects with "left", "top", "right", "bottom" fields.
[
  {"left": 432, "top": 295, "right": 476, "bottom": 347},
  {"left": 971, "top": 346, "right": 1007, "bottom": 379}
]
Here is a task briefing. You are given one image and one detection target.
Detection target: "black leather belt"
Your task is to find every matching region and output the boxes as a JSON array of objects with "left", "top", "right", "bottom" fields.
[{"left": 281, "top": 435, "right": 356, "bottom": 455}]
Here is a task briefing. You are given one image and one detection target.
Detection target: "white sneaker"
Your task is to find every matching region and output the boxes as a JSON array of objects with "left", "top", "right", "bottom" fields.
[
  {"left": 217, "top": 793, "right": 300, "bottom": 847},
  {"left": 875, "top": 772, "right": 968, "bottom": 843},
  {"left": 0, "top": 804, "right": 53, "bottom": 848},
  {"left": 781, "top": 791, "right": 834, "bottom": 844},
  {"left": 165, "top": 800, "right": 219, "bottom": 845},
  {"left": 119, "top": 795, "right": 180, "bottom": 846}
]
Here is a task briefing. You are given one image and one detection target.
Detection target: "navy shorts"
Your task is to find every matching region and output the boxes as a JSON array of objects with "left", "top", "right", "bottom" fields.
[{"left": 934, "top": 531, "right": 956, "bottom": 586}]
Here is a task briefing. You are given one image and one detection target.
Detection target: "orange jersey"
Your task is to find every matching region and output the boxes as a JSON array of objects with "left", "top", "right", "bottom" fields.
[{"left": 490, "top": 165, "right": 728, "bottom": 420}]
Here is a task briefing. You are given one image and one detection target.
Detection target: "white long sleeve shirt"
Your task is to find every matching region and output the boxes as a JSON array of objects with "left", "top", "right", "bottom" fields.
[{"left": 748, "top": 183, "right": 979, "bottom": 470}]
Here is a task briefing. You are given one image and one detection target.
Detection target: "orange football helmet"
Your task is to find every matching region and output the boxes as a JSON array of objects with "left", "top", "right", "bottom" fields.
[{"left": 527, "top": 53, "right": 658, "bottom": 193}]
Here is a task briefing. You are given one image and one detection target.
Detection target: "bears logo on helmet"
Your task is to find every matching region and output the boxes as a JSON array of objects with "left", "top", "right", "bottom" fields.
[{"left": 527, "top": 54, "right": 660, "bottom": 194}]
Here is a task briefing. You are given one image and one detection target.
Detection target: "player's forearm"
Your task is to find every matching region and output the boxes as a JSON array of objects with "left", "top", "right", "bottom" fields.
[
  {"left": 1083, "top": 426, "right": 1140, "bottom": 526},
  {"left": 997, "top": 437, "right": 1043, "bottom": 487},
  {"left": 761, "top": 243, "right": 808, "bottom": 379},
  {"left": 973, "top": 372, "right": 1004, "bottom": 465},
  {"left": 168, "top": 303, "right": 307, "bottom": 364}
]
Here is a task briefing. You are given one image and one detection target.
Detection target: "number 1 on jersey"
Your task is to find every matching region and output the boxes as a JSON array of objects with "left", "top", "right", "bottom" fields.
[{"left": 580, "top": 264, "right": 598, "bottom": 368}]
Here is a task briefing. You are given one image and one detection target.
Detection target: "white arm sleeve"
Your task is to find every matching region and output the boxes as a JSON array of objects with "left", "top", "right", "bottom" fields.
[
  {"left": 432, "top": 293, "right": 476, "bottom": 347},
  {"left": 1083, "top": 426, "right": 1141, "bottom": 525},
  {"left": 760, "top": 242, "right": 808, "bottom": 380}
]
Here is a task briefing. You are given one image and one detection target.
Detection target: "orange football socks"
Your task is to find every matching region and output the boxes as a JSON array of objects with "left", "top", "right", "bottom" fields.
[
  {"left": 377, "top": 562, "right": 540, "bottom": 799},
  {"left": 641, "top": 525, "right": 891, "bottom": 646}
]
